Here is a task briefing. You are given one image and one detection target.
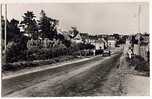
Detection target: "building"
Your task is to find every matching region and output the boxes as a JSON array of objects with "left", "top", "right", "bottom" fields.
[
  {"left": 71, "top": 33, "right": 83, "bottom": 43},
  {"left": 108, "top": 39, "right": 116, "bottom": 48},
  {"left": 94, "top": 38, "right": 107, "bottom": 50}
]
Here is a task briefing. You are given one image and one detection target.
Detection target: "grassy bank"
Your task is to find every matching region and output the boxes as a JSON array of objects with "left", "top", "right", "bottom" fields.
[
  {"left": 2, "top": 55, "right": 82, "bottom": 72},
  {"left": 126, "top": 55, "right": 149, "bottom": 76}
]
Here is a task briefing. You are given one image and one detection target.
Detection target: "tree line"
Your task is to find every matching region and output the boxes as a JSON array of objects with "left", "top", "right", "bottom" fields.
[{"left": 1, "top": 10, "right": 95, "bottom": 63}]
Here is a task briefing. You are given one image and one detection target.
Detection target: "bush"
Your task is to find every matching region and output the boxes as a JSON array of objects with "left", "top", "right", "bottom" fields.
[
  {"left": 134, "top": 55, "right": 149, "bottom": 72},
  {"left": 5, "top": 42, "right": 27, "bottom": 63},
  {"left": 95, "top": 49, "right": 103, "bottom": 55},
  {"left": 127, "top": 55, "right": 150, "bottom": 72},
  {"left": 4, "top": 40, "right": 95, "bottom": 63},
  {"left": 26, "top": 47, "right": 74, "bottom": 61}
]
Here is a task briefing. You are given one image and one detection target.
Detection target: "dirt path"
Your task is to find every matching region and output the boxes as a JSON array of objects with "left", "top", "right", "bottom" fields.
[
  {"left": 92, "top": 54, "right": 128, "bottom": 96},
  {"left": 118, "top": 55, "right": 150, "bottom": 96},
  {"left": 126, "top": 74, "right": 150, "bottom": 96}
]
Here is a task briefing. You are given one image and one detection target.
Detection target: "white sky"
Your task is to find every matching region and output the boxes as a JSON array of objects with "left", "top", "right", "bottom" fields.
[{"left": 2, "top": 2, "right": 149, "bottom": 34}]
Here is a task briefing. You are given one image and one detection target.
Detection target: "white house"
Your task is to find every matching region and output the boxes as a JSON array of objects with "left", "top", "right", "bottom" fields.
[
  {"left": 71, "top": 33, "right": 83, "bottom": 43},
  {"left": 94, "top": 39, "right": 105, "bottom": 50},
  {"left": 108, "top": 40, "right": 116, "bottom": 48}
]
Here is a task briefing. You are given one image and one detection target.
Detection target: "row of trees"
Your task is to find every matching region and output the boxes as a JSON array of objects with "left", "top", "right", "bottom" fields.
[
  {"left": 2, "top": 10, "right": 95, "bottom": 63},
  {"left": 2, "top": 10, "right": 62, "bottom": 43}
]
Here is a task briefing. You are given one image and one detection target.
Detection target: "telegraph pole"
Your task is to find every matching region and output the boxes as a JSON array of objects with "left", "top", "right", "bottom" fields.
[
  {"left": 138, "top": 5, "right": 141, "bottom": 33},
  {"left": 138, "top": 5, "right": 141, "bottom": 56},
  {"left": 0, "top": 4, "right": 2, "bottom": 40},
  {"left": 4, "top": 4, "right": 7, "bottom": 51},
  {"left": 0, "top": 4, "right": 2, "bottom": 58}
]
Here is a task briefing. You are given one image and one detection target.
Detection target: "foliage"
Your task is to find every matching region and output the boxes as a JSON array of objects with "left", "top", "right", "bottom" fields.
[
  {"left": 7, "top": 19, "right": 21, "bottom": 42},
  {"left": 38, "top": 10, "right": 58, "bottom": 40},
  {"left": 116, "top": 36, "right": 127, "bottom": 45},
  {"left": 1, "top": 17, "right": 19, "bottom": 43},
  {"left": 113, "top": 34, "right": 120, "bottom": 40},
  {"left": 20, "top": 11, "right": 38, "bottom": 39},
  {"left": 5, "top": 41, "right": 26, "bottom": 63},
  {"left": 2, "top": 9, "right": 96, "bottom": 64}
]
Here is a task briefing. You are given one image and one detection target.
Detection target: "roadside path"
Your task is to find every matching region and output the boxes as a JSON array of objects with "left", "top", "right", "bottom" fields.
[{"left": 126, "top": 74, "right": 150, "bottom": 96}]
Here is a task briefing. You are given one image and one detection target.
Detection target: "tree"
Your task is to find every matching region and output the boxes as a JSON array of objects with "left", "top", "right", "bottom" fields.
[
  {"left": 113, "top": 34, "right": 120, "bottom": 40},
  {"left": 38, "top": 10, "right": 58, "bottom": 40},
  {"left": 7, "top": 19, "right": 20, "bottom": 42},
  {"left": 131, "top": 35, "right": 138, "bottom": 45},
  {"left": 1, "top": 16, "right": 5, "bottom": 40},
  {"left": 1, "top": 16, "right": 21, "bottom": 43},
  {"left": 20, "top": 11, "right": 38, "bottom": 39}
]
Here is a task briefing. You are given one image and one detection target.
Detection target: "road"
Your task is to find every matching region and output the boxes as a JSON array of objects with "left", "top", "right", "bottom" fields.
[{"left": 2, "top": 51, "right": 122, "bottom": 97}]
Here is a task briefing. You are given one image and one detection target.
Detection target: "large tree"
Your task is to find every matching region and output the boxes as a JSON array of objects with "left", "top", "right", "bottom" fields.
[
  {"left": 38, "top": 10, "right": 58, "bottom": 40},
  {"left": 2, "top": 18, "right": 29, "bottom": 63},
  {"left": 7, "top": 19, "right": 20, "bottom": 42},
  {"left": 1, "top": 17, "right": 21, "bottom": 43},
  {"left": 20, "top": 11, "right": 38, "bottom": 39}
]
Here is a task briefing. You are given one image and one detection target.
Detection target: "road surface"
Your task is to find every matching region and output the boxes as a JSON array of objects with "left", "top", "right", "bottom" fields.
[{"left": 2, "top": 51, "right": 122, "bottom": 97}]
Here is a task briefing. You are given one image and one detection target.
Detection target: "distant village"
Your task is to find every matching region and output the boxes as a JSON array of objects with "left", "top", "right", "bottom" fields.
[{"left": 26, "top": 30, "right": 149, "bottom": 54}]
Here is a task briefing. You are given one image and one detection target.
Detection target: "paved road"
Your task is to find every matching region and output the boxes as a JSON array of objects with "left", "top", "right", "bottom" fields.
[{"left": 2, "top": 51, "right": 122, "bottom": 97}]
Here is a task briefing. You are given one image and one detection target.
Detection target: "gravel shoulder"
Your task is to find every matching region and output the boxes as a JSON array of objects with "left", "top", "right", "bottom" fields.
[{"left": 2, "top": 56, "right": 91, "bottom": 79}]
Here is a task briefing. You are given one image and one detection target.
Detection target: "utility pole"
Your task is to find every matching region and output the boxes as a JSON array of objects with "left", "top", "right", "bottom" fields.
[
  {"left": 138, "top": 5, "right": 141, "bottom": 56},
  {"left": 0, "top": 4, "right": 2, "bottom": 59},
  {"left": 4, "top": 4, "right": 7, "bottom": 51},
  {"left": 138, "top": 5, "right": 141, "bottom": 33},
  {"left": 0, "top": 4, "right": 2, "bottom": 39}
]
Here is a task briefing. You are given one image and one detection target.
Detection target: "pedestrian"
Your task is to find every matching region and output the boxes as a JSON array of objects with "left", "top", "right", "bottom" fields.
[
  {"left": 128, "top": 47, "right": 132, "bottom": 59},
  {"left": 128, "top": 47, "right": 132, "bottom": 65}
]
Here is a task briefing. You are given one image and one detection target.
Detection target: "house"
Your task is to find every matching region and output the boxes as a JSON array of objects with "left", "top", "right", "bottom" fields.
[
  {"left": 107, "top": 35, "right": 116, "bottom": 48},
  {"left": 108, "top": 39, "right": 116, "bottom": 48},
  {"left": 71, "top": 33, "right": 83, "bottom": 43},
  {"left": 94, "top": 38, "right": 107, "bottom": 50}
]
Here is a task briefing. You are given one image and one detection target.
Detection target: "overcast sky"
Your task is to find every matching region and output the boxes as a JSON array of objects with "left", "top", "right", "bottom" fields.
[{"left": 3, "top": 2, "right": 149, "bottom": 34}]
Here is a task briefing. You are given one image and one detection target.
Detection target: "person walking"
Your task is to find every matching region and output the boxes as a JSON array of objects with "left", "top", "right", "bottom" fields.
[
  {"left": 128, "top": 47, "right": 133, "bottom": 66},
  {"left": 128, "top": 47, "right": 132, "bottom": 59}
]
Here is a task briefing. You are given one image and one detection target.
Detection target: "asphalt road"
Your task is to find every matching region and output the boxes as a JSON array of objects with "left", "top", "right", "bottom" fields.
[{"left": 2, "top": 51, "right": 122, "bottom": 97}]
